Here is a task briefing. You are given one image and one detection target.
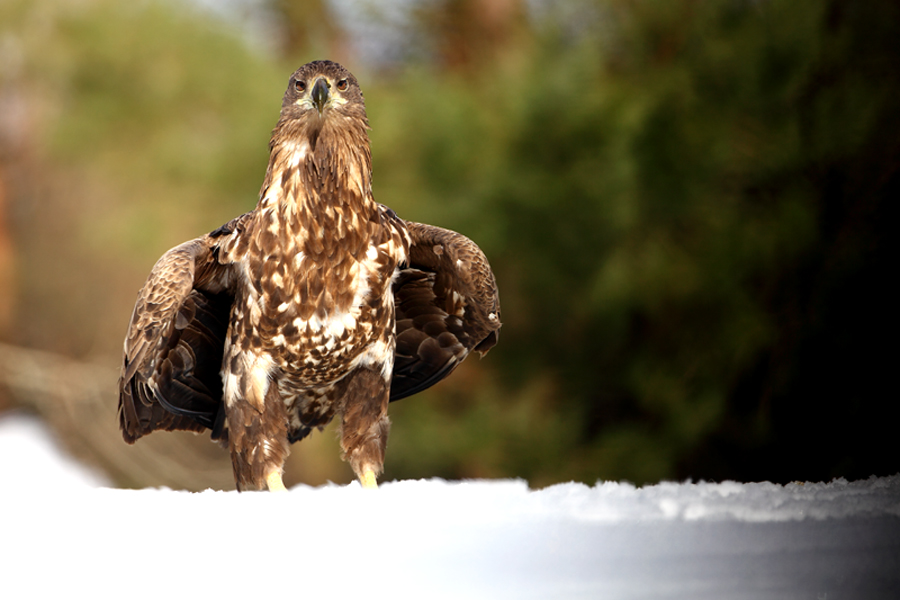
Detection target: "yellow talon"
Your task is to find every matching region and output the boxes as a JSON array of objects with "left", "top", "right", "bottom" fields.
[
  {"left": 266, "top": 471, "right": 288, "bottom": 492},
  {"left": 360, "top": 469, "right": 378, "bottom": 490}
]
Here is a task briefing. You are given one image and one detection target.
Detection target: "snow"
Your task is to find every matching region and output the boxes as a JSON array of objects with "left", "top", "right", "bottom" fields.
[
  {"left": 0, "top": 412, "right": 111, "bottom": 489},
  {"left": 1, "top": 413, "right": 898, "bottom": 599}
]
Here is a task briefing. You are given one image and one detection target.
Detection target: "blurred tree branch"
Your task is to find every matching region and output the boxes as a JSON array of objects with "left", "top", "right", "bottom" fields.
[{"left": 0, "top": 342, "right": 235, "bottom": 490}]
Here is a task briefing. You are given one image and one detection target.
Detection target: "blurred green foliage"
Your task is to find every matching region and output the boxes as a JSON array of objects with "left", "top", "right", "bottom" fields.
[
  {"left": 1, "top": 0, "right": 286, "bottom": 354},
  {"left": 1, "top": 0, "right": 896, "bottom": 486},
  {"left": 374, "top": 0, "right": 899, "bottom": 485}
]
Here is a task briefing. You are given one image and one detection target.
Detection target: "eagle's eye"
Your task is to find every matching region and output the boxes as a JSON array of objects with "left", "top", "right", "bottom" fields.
[
  {"left": 294, "top": 79, "right": 307, "bottom": 92},
  {"left": 336, "top": 79, "right": 349, "bottom": 92}
]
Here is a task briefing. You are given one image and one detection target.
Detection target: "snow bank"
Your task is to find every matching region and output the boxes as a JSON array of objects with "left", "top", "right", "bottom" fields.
[
  {"left": 0, "top": 411, "right": 110, "bottom": 488},
  {"left": 1, "top": 413, "right": 898, "bottom": 599}
]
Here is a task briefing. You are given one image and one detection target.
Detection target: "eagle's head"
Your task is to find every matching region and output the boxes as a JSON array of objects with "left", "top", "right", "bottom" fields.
[
  {"left": 280, "top": 60, "right": 367, "bottom": 127},
  {"left": 264, "top": 60, "right": 373, "bottom": 206}
]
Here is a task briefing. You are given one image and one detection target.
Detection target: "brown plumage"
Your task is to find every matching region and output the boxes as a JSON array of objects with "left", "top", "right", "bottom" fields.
[{"left": 117, "top": 61, "right": 500, "bottom": 491}]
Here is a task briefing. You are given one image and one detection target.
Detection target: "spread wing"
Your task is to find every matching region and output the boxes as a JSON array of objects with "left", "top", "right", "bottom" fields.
[
  {"left": 117, "top": 215, "right": 248, "bottom": 443},
  {"left": 390, "top": 221, "right": 501, "bottom": 401}
]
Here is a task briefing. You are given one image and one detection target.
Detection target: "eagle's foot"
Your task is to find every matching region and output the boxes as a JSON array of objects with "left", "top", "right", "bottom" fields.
[
  {"left": 266, "top": 471, "right": 288, "bottom": 492},
  {"left": 360, "top": 468, "right": 378, "bottom": 490}
]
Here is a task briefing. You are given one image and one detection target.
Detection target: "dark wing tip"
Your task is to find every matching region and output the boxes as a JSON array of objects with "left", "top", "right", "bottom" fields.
[{"left": 473, "top": 328, "right": 499, "bottom": 356}]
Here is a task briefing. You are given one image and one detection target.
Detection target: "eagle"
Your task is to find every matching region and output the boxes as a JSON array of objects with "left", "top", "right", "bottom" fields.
[{"left": 117, "top": 60, "right": 500, "bottom": 492}]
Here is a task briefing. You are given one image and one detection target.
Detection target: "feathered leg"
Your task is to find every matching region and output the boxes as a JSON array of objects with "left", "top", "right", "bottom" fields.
[
  {"left": 223, "top": 352, "right": 290, "bottom": 491},
  {"left": 339, "top": 368, "right": 391, "bottom": 489}
]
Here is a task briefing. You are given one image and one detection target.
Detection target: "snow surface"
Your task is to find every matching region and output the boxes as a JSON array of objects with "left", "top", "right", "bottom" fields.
[{"left": 2, "top": 413, "right": 899, "bottom": 599}]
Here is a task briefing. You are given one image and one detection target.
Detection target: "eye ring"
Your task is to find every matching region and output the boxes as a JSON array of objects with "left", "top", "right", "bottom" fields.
[
  {"left": 336, "top": 79, "right": 349, "bottom": 92},
  {"left": 294, "top": 79, "right": 307, "bottom": 92}
]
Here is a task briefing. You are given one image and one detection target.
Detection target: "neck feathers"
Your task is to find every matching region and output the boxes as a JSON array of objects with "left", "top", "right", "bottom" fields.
[
  {"left": 257, "top": 114, "right": 376, "bottom": 259},
  {"left": 260, "top": 114, "right": 372, "bottom": 212}
]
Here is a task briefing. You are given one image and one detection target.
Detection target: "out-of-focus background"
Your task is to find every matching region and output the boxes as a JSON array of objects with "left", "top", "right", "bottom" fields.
[{"left": 0, "top": 0, "right": 896, "bottom": 490}]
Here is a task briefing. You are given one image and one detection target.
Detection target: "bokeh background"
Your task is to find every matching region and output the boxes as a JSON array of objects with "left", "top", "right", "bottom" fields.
[{"left": 0, "top": 0, "right": 896, "bottom": 490}]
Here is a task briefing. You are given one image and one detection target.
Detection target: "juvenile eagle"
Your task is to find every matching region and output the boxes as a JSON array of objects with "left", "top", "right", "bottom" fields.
[{"left": 117, "top": 61, "right": 500, "bottom": 491}]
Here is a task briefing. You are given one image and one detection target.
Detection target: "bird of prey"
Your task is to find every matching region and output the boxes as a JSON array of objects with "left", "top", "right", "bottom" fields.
[{"left": 117, "top": 60, "right": 500, "bottom": 491}]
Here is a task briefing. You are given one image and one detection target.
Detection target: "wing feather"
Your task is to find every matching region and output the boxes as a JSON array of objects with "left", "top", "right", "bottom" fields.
[
  {"left": 118, "top": 226, "right": 238, "bottom": 443},
  {"left": 390, "top": 221, "right": 501, "bottom": 401}
]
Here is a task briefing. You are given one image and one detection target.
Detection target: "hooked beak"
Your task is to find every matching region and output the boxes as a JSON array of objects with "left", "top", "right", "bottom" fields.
[{"left": 311, "top": 77, "right": 329, "bottom": 116}]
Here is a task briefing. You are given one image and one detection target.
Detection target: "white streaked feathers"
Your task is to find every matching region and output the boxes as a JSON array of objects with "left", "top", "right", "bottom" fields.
[
  {"left": 285, "top": 140, "right": 310, "bottom": 168},
  {"left": 223, "top": 352, "right": 276, "bottom": 411},
  {"left": 357, "top": 337, "right": 394, "bottom": 381}
]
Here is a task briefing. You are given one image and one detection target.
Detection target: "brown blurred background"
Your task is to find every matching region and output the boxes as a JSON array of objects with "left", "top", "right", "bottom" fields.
[{"left": 0, "top": 0, "right": 896, "bottom": 490}]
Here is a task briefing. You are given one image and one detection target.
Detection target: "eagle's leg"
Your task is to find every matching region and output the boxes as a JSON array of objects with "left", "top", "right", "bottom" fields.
[
  {"left": 360, "top": 469, "right": 378, "bottom": 490},
  {"left": 224, "top": 355, "right": 291, "bottom": 491},
  {"left": 266, "top": 471, "right": 288, "bottom": 492},
  {"left": 339, "top": 368, "right": 391, "bottom": 490}
]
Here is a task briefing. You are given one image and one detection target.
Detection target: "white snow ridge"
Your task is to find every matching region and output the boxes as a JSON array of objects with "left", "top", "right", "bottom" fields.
[{"left": 1, "top": 413, "right": 898, "bottom": 599}]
